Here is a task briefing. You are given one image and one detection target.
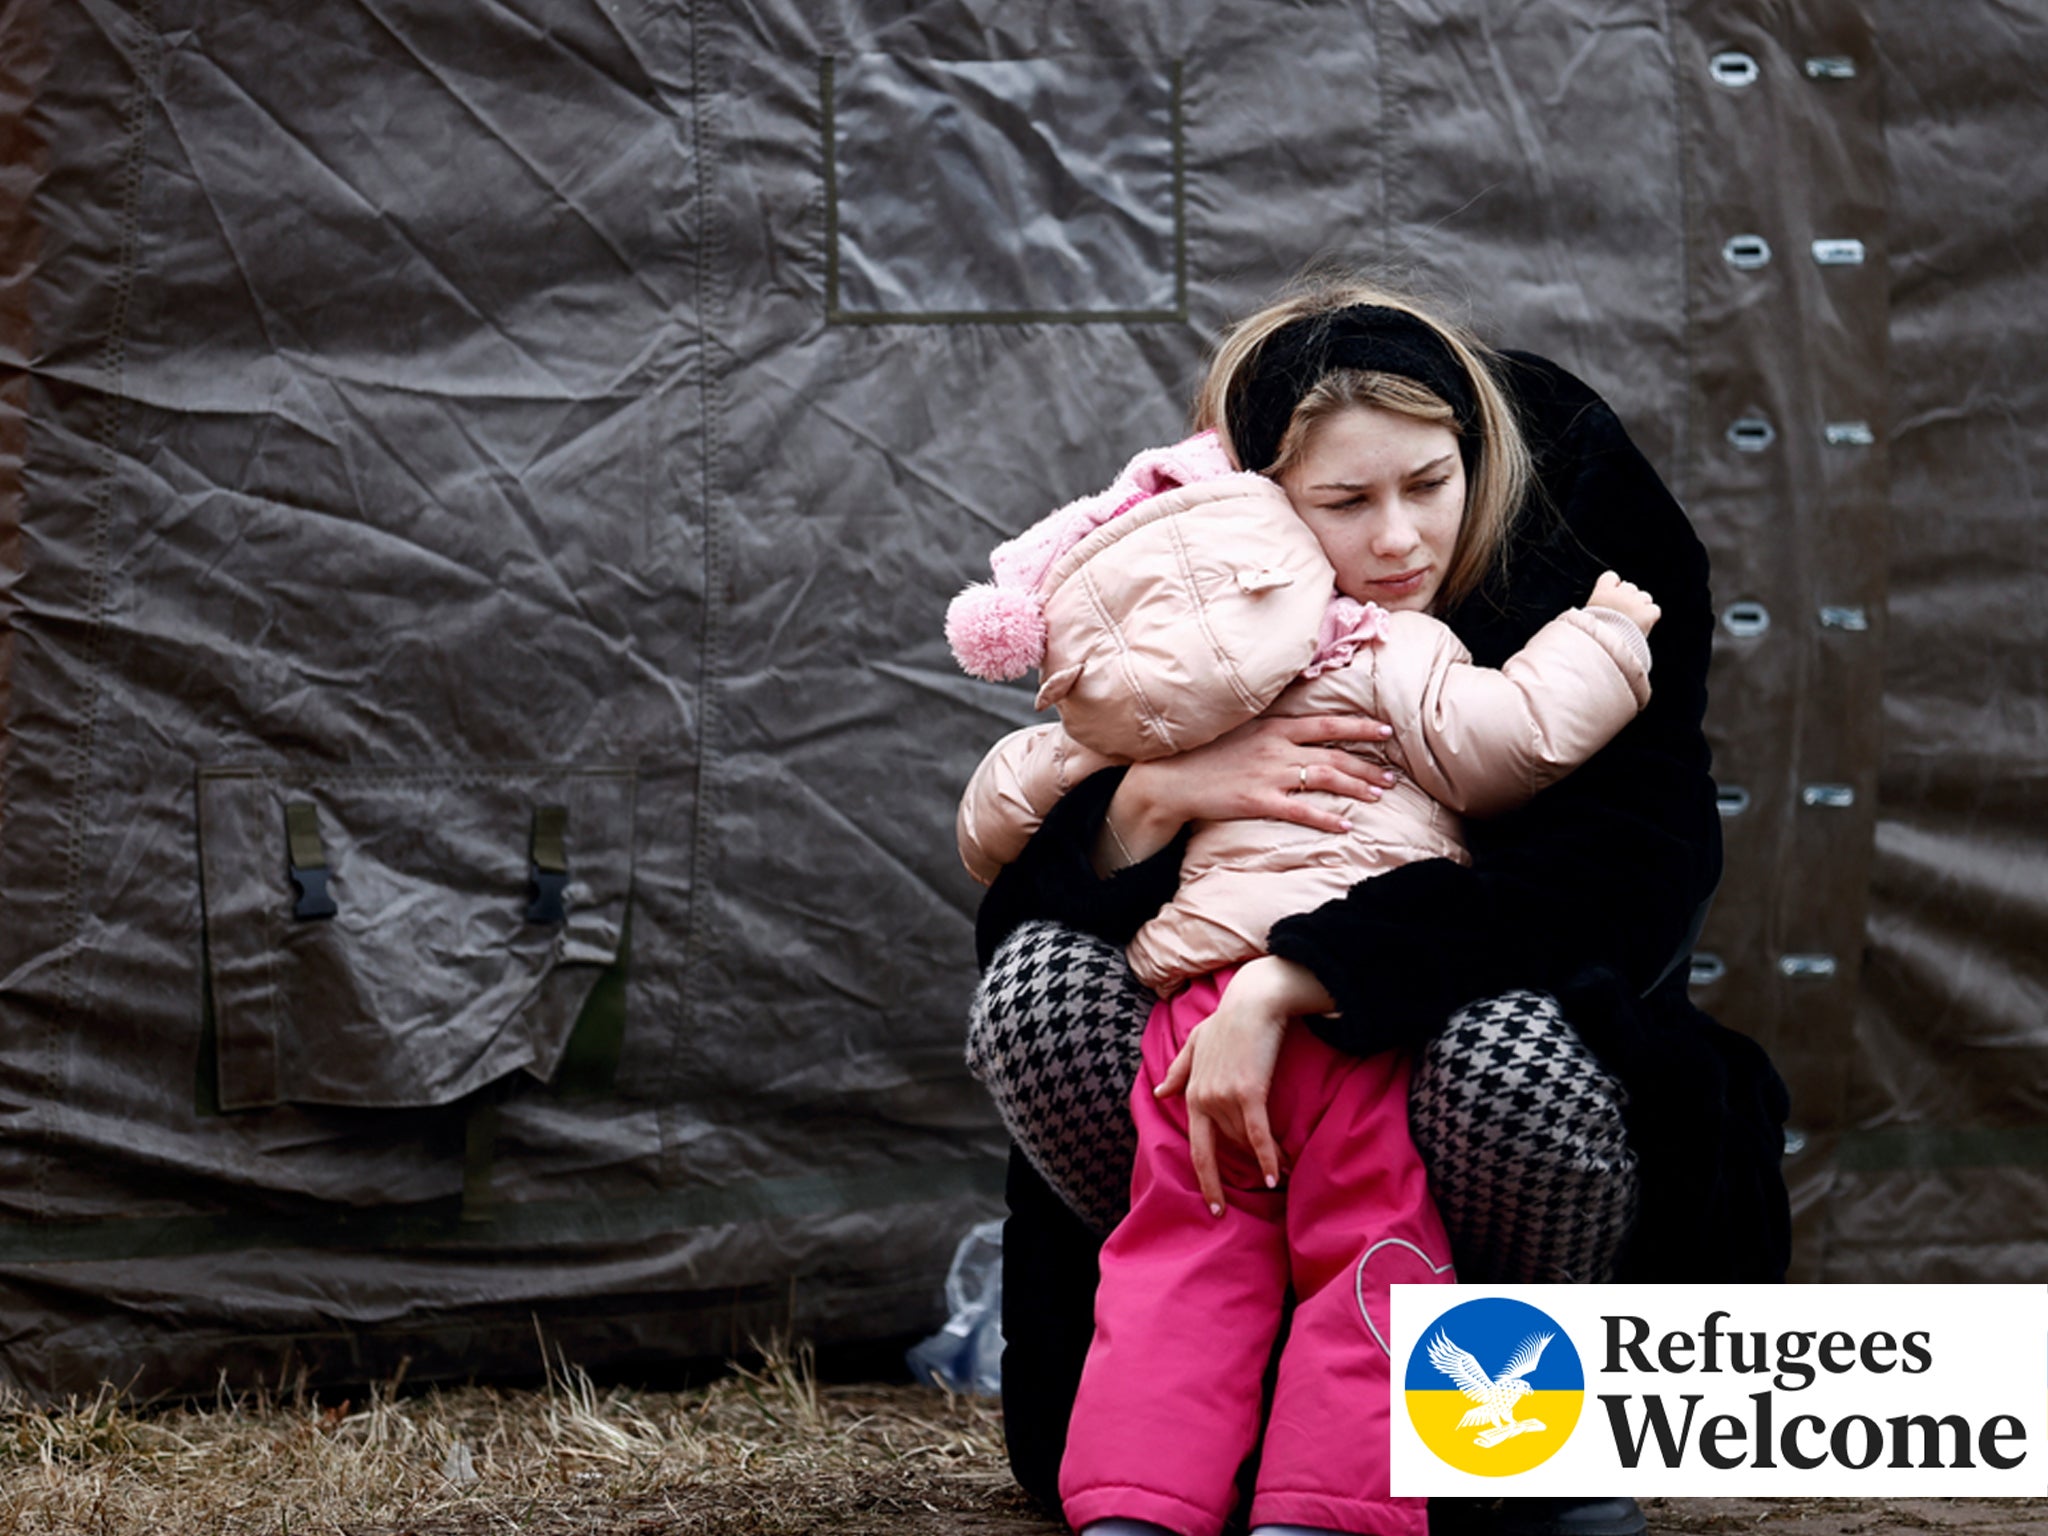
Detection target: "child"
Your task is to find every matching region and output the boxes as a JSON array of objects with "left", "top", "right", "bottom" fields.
[{"left": 947, "top": 429, "right": 1656, "bottom": 1536}]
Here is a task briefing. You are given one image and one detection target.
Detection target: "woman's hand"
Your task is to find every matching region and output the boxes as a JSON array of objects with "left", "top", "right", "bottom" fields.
[
  {"left": 1095, "top": 713, "right": 1398, "bottom": 871},
  {"left": 1153, "top": 955, "right": 1337, "bottom": 1214}
]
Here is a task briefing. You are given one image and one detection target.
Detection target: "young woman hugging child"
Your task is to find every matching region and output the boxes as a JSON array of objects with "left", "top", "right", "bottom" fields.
[{"left": 946, "top": 304, "right": 1659, "bottom": 1536}]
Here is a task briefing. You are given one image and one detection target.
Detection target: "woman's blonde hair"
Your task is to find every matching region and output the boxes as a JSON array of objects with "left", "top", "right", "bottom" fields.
[{"left": 1191, "top": 276, "right": 1533, "bottom": 612}]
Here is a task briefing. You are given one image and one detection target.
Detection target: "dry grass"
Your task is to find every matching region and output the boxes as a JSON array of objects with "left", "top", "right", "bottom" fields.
[
  {"left": 0, "top": 1335, "right": 1051, "bottom": 1536},
  {"left": 7, "top": 1347, "right": 2045, "bottom": 1536}
]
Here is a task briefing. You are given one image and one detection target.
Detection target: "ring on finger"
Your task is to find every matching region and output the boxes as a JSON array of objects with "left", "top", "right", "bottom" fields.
[{"left": 1296, "top": 763, "right": 1308, "bottom": 793}]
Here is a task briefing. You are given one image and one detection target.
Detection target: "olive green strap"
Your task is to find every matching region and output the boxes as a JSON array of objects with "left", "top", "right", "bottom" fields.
[
  {"left": 526, "top": 806, "right": 570, "bottom": 924},
  {"left": 195, "top": 932, "right": 223, "bottom": 1117},
  {"left": 285, "top": 802, "right": 326, "bottom": 868},
  {"left": 284, "top": 801, "right": 337, "bottom": 920},
  {"left": 1836, "top": 1125, "right": 2048, "bottom": 1171},
  {"left": 461, "top": 1094, "right": 502, "bottom": 1224},
  {"left": 549, "top": 908, "right": 630, "bottom": 1098},
  {"left": 530, "top": 806, "right": 568, "bottom": 873},
  {"left": 0, "top": 1159, "right": 1007, "bottom": 1262}
]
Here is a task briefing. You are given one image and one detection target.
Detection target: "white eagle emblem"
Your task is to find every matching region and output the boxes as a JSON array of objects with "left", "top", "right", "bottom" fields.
[{"left": 1424, "top": 1328, "right": 1554, "bottom": 1447}]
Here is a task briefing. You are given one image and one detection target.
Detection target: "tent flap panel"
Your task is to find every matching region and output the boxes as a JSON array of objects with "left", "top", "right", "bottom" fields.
[
  {"left": 830, "top": 53, "right": 1182, "bottom": 319},
  {"left": 197, "top": 764, "right": 634, "bottom": 1111},
  {"left": 1825, "top": 1, "right": 2048, "bottom": 1280}
]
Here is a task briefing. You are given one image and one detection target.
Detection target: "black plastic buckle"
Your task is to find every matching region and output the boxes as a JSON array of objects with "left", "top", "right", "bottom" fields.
[
  {"left": 526, "top": 869, "right": 569, "bottom": 926},
  {"left": 290, "top": 863, "right": 338, "bottom": 921},
  {"left": 284, "top": 802, "right": 338, "bottom": 921}
]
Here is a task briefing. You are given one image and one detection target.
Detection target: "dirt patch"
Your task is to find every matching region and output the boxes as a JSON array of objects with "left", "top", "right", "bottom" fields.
[
  {"left": 3, "top": 1348, "right": 2042, "bottom": 1535},
  {"left": 355, "top": 1494, "right": 2048, "bottom": 1536},
  {"left": 1641, "top": 1497, "right": 2048, "bottom": 1536}
]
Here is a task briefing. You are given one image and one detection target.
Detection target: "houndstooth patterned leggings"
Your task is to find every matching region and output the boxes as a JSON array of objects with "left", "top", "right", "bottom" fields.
[{"left": 965, "top": 922, "right": 1639, "bottom": 1283}]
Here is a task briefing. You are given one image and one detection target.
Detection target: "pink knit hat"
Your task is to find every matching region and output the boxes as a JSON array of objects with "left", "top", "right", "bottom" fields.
[{"left": 945, "top": 431, "right": 1239, "bottom": 681}]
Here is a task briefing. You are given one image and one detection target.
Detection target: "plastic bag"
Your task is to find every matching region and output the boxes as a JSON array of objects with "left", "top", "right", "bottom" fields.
[{"left": 904, "top": 1218, "right": 1004, "bottom": 1395}]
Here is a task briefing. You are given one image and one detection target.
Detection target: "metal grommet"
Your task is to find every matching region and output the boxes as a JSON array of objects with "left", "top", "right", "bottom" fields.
[
  {"left": 1715, "top": 786, "right": 1752, "bottom": 817},
  {"left": 1824, "top": 421, "right": 1876, "bottom": 446},
  {"left": 1720, "top": 602, "right": 1769, "bottom": 638},
  {"left": 1709, "top": 50, "right": 1760, "bottom": 88},
  {"left": 1783, "top": 1128, "right": 1809, "bottom": 1157},
  {"left": 1778, "top": 953, "right": 1839, "bottom": 979},
  {"left": 1802, "top": 783, "right": 1856, "bottom": 809},
  {"left": 1721, "top": 601, "right": 1771, "bottom": 638},
  {"left": 1813, "top": 238, "right": 1867, "bottom": 266},
  {"left": 1688, "top": 953, "right": 1727, "bottom": 987},
  {"left": 1723, "top": 233, "right": 1773, "bottom": 270},
  {"left": 1805, "top": 56, "right": 1857, "bottom": 80},
  {"left": 1818, "top": 605, "right": 1870, "bottom": 631},
  {"left": 1726, "top": 417, "right": 1777, "bottom": 453}
]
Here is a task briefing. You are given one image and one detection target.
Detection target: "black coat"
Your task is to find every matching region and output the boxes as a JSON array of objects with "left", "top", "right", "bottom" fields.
[{"left": 976, "top": 352, "right": 1791, "bottom": 1510}]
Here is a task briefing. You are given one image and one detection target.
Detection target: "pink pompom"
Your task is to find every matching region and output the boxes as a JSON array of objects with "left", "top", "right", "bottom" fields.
[{"left": 946, "top": 582, "right": 1048, "bottom": 681}]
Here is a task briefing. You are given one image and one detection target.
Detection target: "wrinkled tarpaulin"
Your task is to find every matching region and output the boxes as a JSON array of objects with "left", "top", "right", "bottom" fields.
[{"left": 0, "top": 0, "right": 2041, "bottom": 1396}]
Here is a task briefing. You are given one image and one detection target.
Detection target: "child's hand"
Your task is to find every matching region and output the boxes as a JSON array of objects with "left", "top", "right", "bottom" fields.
[{"left": 1588, "top": 570, "right": 1661, "bottom": 635}]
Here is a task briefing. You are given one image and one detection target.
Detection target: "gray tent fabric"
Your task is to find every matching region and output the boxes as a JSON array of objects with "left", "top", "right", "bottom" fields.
[{"left": 0, "top": 0, "right": 2043, "bottom": 1397}]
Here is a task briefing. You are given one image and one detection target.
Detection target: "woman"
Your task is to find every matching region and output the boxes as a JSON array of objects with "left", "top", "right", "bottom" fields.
[{"left": 965, "top": 278, "right": 1791, "bottom": 1535}]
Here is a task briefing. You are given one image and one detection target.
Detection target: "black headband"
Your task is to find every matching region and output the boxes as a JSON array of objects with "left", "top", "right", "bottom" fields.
[{"left": 1227, "top": 304, "right": 1483, "bottom": 479}]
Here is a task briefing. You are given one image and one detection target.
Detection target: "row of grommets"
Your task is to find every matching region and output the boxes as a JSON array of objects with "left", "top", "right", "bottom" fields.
[
  {"left": 1701, "top": 591, "right": 1870, "bottom": 992},
  {"left": 1714, "top": 49, "right": 1872, "bottom": 457},
  {"left": 1691, "top": 45, "right": 1870, "bottom": 1009}
]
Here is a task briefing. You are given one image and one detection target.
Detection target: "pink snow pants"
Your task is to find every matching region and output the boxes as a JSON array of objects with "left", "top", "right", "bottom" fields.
[{"left": 1059, "top": 969, "right": 1454, "bottom": 1536}]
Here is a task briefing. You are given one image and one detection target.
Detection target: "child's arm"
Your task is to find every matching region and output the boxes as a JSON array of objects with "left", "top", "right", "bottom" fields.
[
  {"left": 1382, "top": 571, "right": 1657, "bottom": 819},
  {"left": 956, "top": 724, "right": 1121, "bottom": 885}
]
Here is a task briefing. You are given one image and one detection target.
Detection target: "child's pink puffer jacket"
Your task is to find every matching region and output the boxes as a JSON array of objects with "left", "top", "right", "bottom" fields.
[{"left": 953, "top": 451, "right": 1652, "bottom": 993}]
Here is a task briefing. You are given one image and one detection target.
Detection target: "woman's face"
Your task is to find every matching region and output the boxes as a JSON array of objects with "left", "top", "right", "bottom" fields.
[{"left": 1277, "top": 404, "right": 1465, "bottom": 613}]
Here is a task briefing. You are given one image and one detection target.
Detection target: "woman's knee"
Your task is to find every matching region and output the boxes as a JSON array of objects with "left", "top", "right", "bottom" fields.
[
  {"left": 965, "top": 922, "right": 1155, "bottom": 1233},
  {"left": 965, "top": 922, "right": 1152, "bottom": 1095},
  {"left": 1409, "top": 989, "right": 1638, "bottom": 1282},
  {"left": 1410, "top": 989, "right": 1632, "bottom": 1170}
]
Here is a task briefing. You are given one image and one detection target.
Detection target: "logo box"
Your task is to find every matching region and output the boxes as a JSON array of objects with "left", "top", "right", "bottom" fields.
[{"left": 1390, "top": 1285, "right": 2047, "bottom": 1496}]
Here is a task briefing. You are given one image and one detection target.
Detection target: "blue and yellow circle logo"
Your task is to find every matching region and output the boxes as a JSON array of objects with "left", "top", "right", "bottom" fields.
[{"left": 1404, "top": 1297, "right": 1584, "bottom": 1475}]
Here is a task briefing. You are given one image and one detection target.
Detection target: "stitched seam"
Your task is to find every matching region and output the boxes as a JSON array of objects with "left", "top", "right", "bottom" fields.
[
  {"left": 199, "top": 765, "right": 636, "bottom": 786},
  {"left": 1664, "top": 0, "right": 1692, "bottom": 507},
  {"left": 37, "top": 0, "right": 162, "bottom": 1217},
  {"left": 820, "top": 55, "right": 838, "bottom": 314},
  {"left": 1169, "top": 57, "right": 1186, "bottom": 312},
  {"left": 670, "top": 0, "right": 729, "bottom": 1182}
]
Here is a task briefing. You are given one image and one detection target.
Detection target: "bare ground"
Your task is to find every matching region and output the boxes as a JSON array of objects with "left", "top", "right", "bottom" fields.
[
  {"left": 347, "top": 1493, "right": 2048, "bottom": 1536},
  {"left": 346, "top": 1493, "right": 2048, "bottom": 1536},
  {"left": 3, "top": 1345, "right": 2042, "bottom": 1535}
]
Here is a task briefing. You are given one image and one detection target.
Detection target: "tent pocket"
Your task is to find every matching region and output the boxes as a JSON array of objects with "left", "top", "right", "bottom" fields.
[{"left": 197, "top": 765, "right": 635, "bottom": 1112}]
